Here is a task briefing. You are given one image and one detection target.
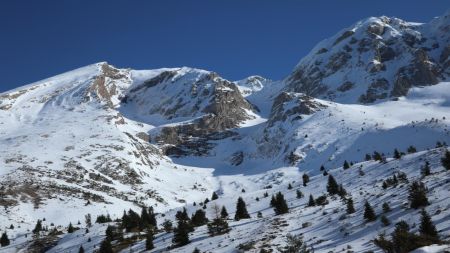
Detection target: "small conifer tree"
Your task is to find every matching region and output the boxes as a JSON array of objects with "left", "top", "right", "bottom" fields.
[
  {"left": 99, "top": 238, "right": 113, "bottom": 253},
  {"left": 0, "top": 232, "right": 10, "bottom": 247},
  {"left": 326, "top": 174, "right": 340, "bottom": 195},
  {"left": 234, "top": 197, "right": 250, "bottom": 220},
  {"left": 408, "top": 181, "right": 429, "bottom": 209},
  {"left": 346, "top": 197, "right": 355, "bottom": 214},
  {"left": 220, "top": 206, "right": 229, "bottom": 219},
  {"left": 363, "top": 200, "right": 377, "bottom": 222},
  {"left": 296, "top": 189, "right": 303, "bottom": 199},
  {"left": 421, "top": 161, "right": 431, "bottom": 177},
  {"left": 441, "top": 150, "right": 450, "bottom": 170},
  {"left": 382, "top": 202, "right": 391, "bottom": 213},
  {"left": 307, "top": 194, "right": 315, "bottom": 207},
  {"left": 343, "top": 160, "right": 350, "bottom": 169},
  {"left": 302, "top": 173, "right": 310, "bottom": 186},
  {"left": 273, "top": 192, "right": 289, "bottom": 215},
  {"left": 419, "top": 209, "right": 440, "bottom": 243}
]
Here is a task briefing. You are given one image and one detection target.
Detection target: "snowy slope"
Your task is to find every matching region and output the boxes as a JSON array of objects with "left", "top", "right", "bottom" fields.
[
  {"left": 7, "top": 147, "right": 449, "bottom": 253},
  {"left": 0, "top": 11, "right": 449, "bottom": 253}
]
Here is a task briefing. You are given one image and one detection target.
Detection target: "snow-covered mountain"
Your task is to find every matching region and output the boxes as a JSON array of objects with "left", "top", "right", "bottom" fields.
[
  {"left": 286, "top": 10, "right": 450, "bottom": 104},
  {"left": 0, "top": 11, "right": 450, "bottom": 253}
]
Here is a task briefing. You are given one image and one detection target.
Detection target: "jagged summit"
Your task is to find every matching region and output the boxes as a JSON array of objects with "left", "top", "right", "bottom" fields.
[{"left": 286, "top": 11, "right": 449, "bottom": 104}]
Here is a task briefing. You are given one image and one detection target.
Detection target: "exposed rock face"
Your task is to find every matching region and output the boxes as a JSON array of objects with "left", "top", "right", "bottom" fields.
[
  {"left": 86, "top": 63, "right": 131, "bottom": 107},
  {"left": 392, "top": 49, "right": 440, "bottom": 96},
  {"left": 257, "top": 92, "right": 326, "bottom": 160},
  {"left": 268, "top": 92, "right": 326, "bottom": 127},
  {"left": 359, "top": 78, "right": 389, "bottom": 103},
  {"left": 286, "top": 13, "right": 449, "bottom": 104},
  {"left": 123, "top": 68, "right": 257, "bottom": 156}
]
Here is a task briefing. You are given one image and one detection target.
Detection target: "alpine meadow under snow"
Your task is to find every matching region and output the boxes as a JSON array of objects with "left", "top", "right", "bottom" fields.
[{"left": 1, "top": 10, "right": 450, "bottom": 253}]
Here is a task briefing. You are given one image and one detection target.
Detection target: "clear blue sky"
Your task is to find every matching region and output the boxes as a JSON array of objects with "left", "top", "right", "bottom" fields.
[{"left": 0, "top": 0, "right": 448, "bottom": 92}]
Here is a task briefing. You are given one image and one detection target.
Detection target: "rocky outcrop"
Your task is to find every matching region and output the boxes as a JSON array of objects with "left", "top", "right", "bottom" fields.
[
  {"left": 268, "top": 92, "right": 326, "bottom": 127},
  {"left": 285, "top": 13, "right": 449, "bottom": 104},
  {"left": 359, "top": 78, "right": 389, "bottom": 103},
  {"left": 130, "top": 70, "right": 258, "bottom": 156},
  {"left": 86, "top": 63, "right": 130, "bottom": 107},
  {"left": 392, "top": 49, "right": 440, "bottom": 97}
]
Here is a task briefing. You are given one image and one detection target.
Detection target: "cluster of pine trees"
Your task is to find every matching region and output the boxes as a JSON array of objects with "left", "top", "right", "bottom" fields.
[
  {"left": 374, "top": 209, "right": 441, "bottom": 252},
  {"left": 7, "top": 148, "right": 450, "bottom": 252}
]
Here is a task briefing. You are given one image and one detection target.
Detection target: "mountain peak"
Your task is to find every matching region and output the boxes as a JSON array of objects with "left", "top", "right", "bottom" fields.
[{"left": 286, "top": 11, "right": 449, "bottom": 104}]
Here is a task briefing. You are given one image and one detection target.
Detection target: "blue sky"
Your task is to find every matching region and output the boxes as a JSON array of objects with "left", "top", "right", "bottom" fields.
[{"left": 0, "top": 0, "right": 448, "bottom": 92}]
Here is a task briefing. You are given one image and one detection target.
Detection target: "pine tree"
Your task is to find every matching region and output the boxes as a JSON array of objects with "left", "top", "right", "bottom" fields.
[
  {"left": 302, "top": 173, "right": 309, "bottom": 186},
  {"left": 147, "top": 206, "right": 157, "bottom": 229},
  {"left": 320, "top": 165, "right": 325, "bottom": 171},
  {"left": 408, "top": 181, "right": 429, "bottom": 209},
  {"left": 145, "top": 228, "right": 155, "bottom": 250},
  {"left": 207, "top": 204, "right": 230, "bottom": 236},
  {"left": 78, "top": 245, "right": 85, "bottom": 253},
  {"left": 0, "top": 232, "right": 10, "bottom": 247},
  {"left": 407, "top": 145, "right": 417, "bottom": 153},
  {"left": 307, "top": 194, "right": 315, "bottom": 207},
  {"left": 392, "top": 221, "right": 414, "bottom": 253},
  {"left": 278, "top": 234, "right": 312, "bottom": 253},
  {"left": 234, "top": 197, "right": 250, "bottom": 220},
  {"left": 421, "top": 161, "right": 431, "bottom": 177},
  {"left": 287, "top": 183, "right": 293, "bottom": 190},
  {"left": 172, "top": 219, "right": 191, "bottom": 247},
  {"left": 207, "top": 217, "right": 231, "bottom": 236},
  {"left": 380, "top": 215, "right": 390, "bottom": 226},
  {"left": 346, "top": 197, "right": 355, "bottom": 214},
  {"left": 140, "top": 206, "right": 150, "bottom": 229},
  {"left": 162, "top": 219, "right": 173, "bottom": 232},
  {"left": 96, "top": 214, "right": 112, "bottom": 224},
  {"left": 363, "top": 200, "right": 377, "bottom": 222},
  {"left": 192, "top": 248, "right": 200, "bottom": 253},
  {"left": 338, "top": 184, "right": 347, "bottom": 197},
  {"left": 270, "top": 195, "right": 276, "bottom": 207},
  {"left": 419, "top": 209, "right": 440, "bottom": 243},
  {"left": 175, "top": 208, "right": 193, "bottom": 232},
  {"left": 343, "top": 160, "right": 350, "bottom": 169},
  {"left": 273, "top": 192, "right": 289, "bottom": 215},
  {"left": 326, "top": 174, "right": 340, "bottom": 195},
  {"left": 191, "top": 209, "right": 208, "bottom": 227},
  {"left": 68, "top": 222, "right": 74, "bottom": 233},
  {"left": 441, "top": 150, "right": 450, "bottom": 170},
  {"left": 122, "top": 209, "right": 141, "bottom": 232},
  {"left": 296, "top": 189, "right": 303, "bottom": 199},
  {"left": 33, "top": 219, "right": 43, "bottom": 235},
  {"left": 257, "top": 211, "right": 263, "bottom": 218},
  {"left": 105, "top": 225, "right": 115, "bottom": 241},
  {"left": 211, "top": 192, "right": 219, "bottom": 200},
  {"left": 394, "top": 148, "right": 401, "bottom": 159},
  {"left": 220, "top": 206, "right": 229, "bottom": 219},
  {"left": 382, "top": 202, "right": 391, "bottom": 213},
  {"left": 99, "top": 238, "right": 113, "bottom": 253},
  {"left": 375, "top": 221, "right": 419, "bottom": 253},
  {"left": 373, "top": 151, "right": 382, "bottom": 161},
  {"left": 373, "top": 232, "right": 394, "bottom": 253},
  {"left": 365, "top": 154, "right": 372, "bottom": 161}
]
